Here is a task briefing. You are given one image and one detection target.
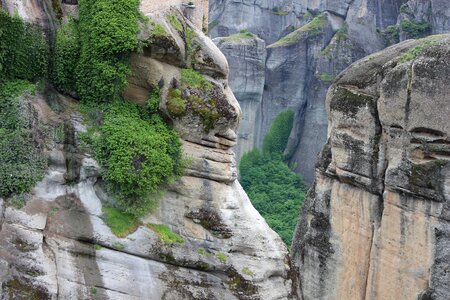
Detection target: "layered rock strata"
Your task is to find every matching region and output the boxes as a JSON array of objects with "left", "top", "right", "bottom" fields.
[
  {"left": 0, "top": 1, "right": 292, "bottom": 299},
  {"left": 292, "top": 34, "right": 450, "bottom": 300}
]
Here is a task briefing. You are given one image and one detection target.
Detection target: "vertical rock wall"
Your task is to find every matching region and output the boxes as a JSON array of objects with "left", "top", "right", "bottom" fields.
[{"left": 292, "top": 34, "right": 450, "bottom": 300}]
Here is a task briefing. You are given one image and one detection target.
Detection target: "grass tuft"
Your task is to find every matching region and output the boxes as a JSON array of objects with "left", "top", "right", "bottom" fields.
[
  {"left": 102, "top": 206, "right": 140, "bottom": 237},
  {"left": 147, "top": 224, "right": 185, "bottom": 245}
]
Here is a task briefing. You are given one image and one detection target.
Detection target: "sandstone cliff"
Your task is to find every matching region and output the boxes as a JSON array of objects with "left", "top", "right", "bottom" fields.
[
  {"left": 210, "top": 0, "right": 450, "bottom": 183},
  {"left": 0, "top": 1, "right": 292, "bottom": 299},
  {"left": 292, "top": 34, "right": 450, "bottom": 300}
]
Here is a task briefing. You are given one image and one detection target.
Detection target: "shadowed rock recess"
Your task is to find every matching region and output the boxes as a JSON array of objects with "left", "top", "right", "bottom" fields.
[
  {"left": 0, "top": 1, "right": 292, "bottom": 299},
  {"left": 292, "top": 34, "right": 450, "bottom": 300}
]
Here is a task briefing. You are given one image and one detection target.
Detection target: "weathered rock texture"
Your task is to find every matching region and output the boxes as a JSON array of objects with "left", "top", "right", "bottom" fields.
[
  {"left": 210, "top": 0, "right": 450, "bottom": 183},
  {"left": 292, "top": 34, "right": 450, "bottom": 300},
  {"left": 212, "top": 35, "right": 267, "bottom": 159},
  {"left": 0, "top": 1, "right": 292, "bottom": 299}
]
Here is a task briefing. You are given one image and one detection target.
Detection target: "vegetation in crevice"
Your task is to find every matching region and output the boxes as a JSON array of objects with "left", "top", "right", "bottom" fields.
[
  {"left": 239, "top": 110, "right": 306, "bottom": 246},
  {"left": 398, "top": 39, "right": 438, "bottom": 63},
  {"left": 400, "top": 19, "right": 431, "bottom": 39},
  {"left": 146, "top": 224, "right": 185, "bottom": 245},
  {"left": 316, "top": 72, "right": 336, "bottom": 82},
  {"left": 272, "top": 7, "right": 289, "bottom": 16},
  {"left": 321, "top": 23, "right": 349, "bottom": 57},
  {"left": 167, "top": 14, "right": 183, "bottom": 32},
  {"left": 167, "top": 68, "right": 222, "bottom": 132},
  {"left": 269, "top": 13, "right": 326, "bottom": 47},
  {"left": 216, "top": 252, "right": 227, "bottom": 263},
  {"left": 221, "top": 29, "right": 255, "bottom": 43},
  {"left": 381, "top": 25, "right": 400, "bottom": 46},
  {"left": 102, "top": 206, "right": 140, "bottom": 237}
]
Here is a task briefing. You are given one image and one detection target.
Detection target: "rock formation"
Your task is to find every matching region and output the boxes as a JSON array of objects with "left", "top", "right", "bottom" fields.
[
  {"left": 291, "top": 34, "right": 450, "bottom": 300},
  {"left": 0, "top": 1, "right": 292, "bottom": 299},
  {"left": 210, "top": 0, "right": 450, "bottom": 183}
]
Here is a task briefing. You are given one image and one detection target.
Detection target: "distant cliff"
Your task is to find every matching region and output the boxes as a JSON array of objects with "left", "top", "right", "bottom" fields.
[
  {"left": 210, "top": 0, "right": 450, "bottom": 183},
  {"left": 292, "top": 34, "right": 450, "bottom": 300}
]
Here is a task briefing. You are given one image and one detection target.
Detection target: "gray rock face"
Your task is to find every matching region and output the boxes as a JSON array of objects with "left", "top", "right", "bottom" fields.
[
  {"left": 292, "top": 34, "right": 450, "bottom": 300},
  {"left": 210, "top": 0, "right": 450, "bottom": 184},
  {"left": 214, "top": 35, "right": 267, "bottom": 159},
  {"left": 0, "top": 2, "right": 292, "bottom": 299}
]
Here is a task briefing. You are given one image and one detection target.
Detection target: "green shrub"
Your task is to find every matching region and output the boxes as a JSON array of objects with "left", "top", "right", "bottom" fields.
[
  {"left": 272, "top": 8, "right": 289, "bottom": 16},
  {"left": 240, "top": 110, "right": 305, "bottom": 246},
  {"left": 147, "top": 86, "right": 161, "bottom": 113},
  {"left": 167, "top": 14, "right": 183, "bottom": 32},
  {"left": 76, "top": 0, "right": 140, "bottom": 103},
  {"left": 0, "top": 80, "right": 46, "bottom": 197},
  {"left": 53, "top": 19, "right": 80, "bottom": 93},
  {"left": 167, "top": 88, "right": 187, "bottom": 117},
  {"left": 0, "top": 11, "right": 48, "bottom": 82},
  {"left": 399, "top": 39, "right": 438, "bottom": 63},
  {"left": 221, "top": 29, "right": 255, "bottom": 42},
  {"left": 180, "top": 68, "right": 213, "bottom": 91},
  {"left": 216, "top": 252, "right": 227, "bottom": 263},
  {"left": 85, "top": 101, "right": 184, "bottom": 216},
  {"left": 269, "top": 13, "right": 326, "bottom": 47},
  {"left": 400, "top": 19, "right": 431, "bottom": 39},
  {"left": 150, "top": 23, "right": 168, "bottom": 38},
  {"left": 317, "top": 73, "right": 336, "bottom": 82},
  {"left": 102, "top": 206, "right": 140, "bottom": 237},
  {"left": 382, "top": 25, "right": 399, "bottom": 46},
  {"left": 147, "top": 224, "right": 184, "bottom": 245},
  {"left": 262, "top": 110, "right": 294, "bottom": 155},
  {"left": 241, "top": 267, "right": 255, "bottom": 277}
]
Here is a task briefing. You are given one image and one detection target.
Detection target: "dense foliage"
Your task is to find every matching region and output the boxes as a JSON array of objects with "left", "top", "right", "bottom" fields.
[
  {"left": 0, "top": 11, "right": 48, "bottom": 82},
  {"left": 76, "top": 0, "right": 140, "bottom": 102},
  {"left": 53, "top": 19, "right": 80, "bottom": 93},
  {"left": 65, "top": 1, "right": 183, "bottom": 217},
  {"left": 240, "top": 110, "right": 306, "bottom": 246},
  {"left": 262, "top": 110, "right": 294, "bottom": 154},
  {"left": 400, "top": 19, "right": 431, "bottom": 39},
  {"left": 82, "top": 101, "right": 184, "bottom": 217},
  {"left": 0, "top": 80, "right": 46, "bottom": 197}
]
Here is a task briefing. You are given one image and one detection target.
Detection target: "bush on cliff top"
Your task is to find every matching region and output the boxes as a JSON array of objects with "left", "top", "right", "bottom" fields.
[{"left": 240, "top": 110, "right": 306, "bottom": 246}]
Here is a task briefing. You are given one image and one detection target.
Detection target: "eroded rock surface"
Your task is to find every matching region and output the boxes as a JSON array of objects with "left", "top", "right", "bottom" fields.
[
  {"left": 0, "top": 1, "right": 292, "bottom": 299},
  {"left": 292, "top": 34, "right": 450, "bottom": 300}
]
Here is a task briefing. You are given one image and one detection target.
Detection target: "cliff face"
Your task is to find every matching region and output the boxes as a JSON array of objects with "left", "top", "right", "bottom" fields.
[
  {"left": 291, "top": 34, "right": 450, "bottom": 300},
  {"left": 0, "top": 1, "right": 292, "bottom": 299},
  {"left": 210, "top": 0, "right": 450, "bottom": 183}
]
